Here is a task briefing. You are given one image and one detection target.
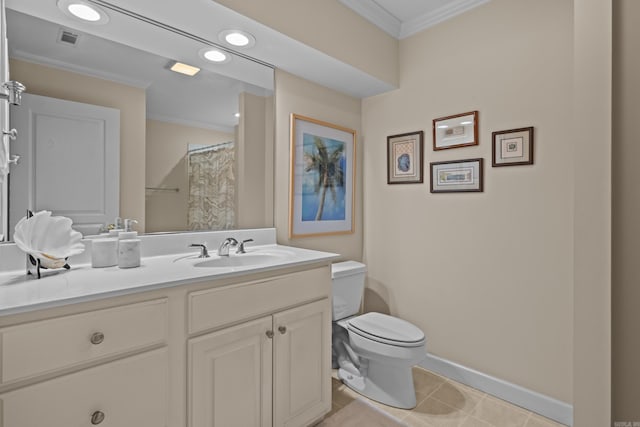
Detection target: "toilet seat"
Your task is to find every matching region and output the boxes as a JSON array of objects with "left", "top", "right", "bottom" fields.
[{"left": 346, "top": 312, "right": 425, "bottom": 348}]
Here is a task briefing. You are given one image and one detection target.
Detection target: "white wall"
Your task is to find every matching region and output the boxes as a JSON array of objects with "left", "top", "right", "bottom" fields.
[{"left": 362, "top": 0, "right": 574, "bottom": 403}]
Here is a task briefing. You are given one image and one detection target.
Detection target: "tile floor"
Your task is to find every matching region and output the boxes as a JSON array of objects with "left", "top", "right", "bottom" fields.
[{"left": 325, "top": 367, "right": 567, "bottom": 427}]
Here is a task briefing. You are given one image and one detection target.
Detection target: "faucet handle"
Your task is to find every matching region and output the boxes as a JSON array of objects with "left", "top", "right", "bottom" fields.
[
  {"left": 189, "top": 243, "right": 209, "bottom": 258},
  {"left": 236, "top": 239, "right": 254, "bottom": 254}
]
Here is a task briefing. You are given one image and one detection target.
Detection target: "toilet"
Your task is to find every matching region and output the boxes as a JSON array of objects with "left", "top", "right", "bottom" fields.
[{"left": 331, "top": 261, "right": 427, "bottom": 409}]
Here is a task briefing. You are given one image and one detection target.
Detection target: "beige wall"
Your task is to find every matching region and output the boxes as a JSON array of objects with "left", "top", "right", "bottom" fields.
[
  {"left": 274, "top": 69, "right": 362, "bottom": 261},
  {"left": 9, "top": 59, "right": 146, "bottom": 231},
  {"left": 572, "top": 0, "right": 612, "bottom": 425},
  {"left": 236, "top": 92, "right": 270, "bottom": 229},
  {"left": 362, "top": 0, "right": 574, "bottom": 403},
  {"left": 145, "top": 119, "right": 233, "bottom": 232},
  {"left": 612, "top": 0, "right": 636, "bottom": 423},
  {"left": 215, "top": 0, "right": 398, "bottom": 88}
]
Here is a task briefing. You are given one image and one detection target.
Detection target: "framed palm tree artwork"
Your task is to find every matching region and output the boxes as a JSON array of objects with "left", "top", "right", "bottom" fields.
[{"left": 289, "top": 114, "right": 356, "bottom": 238}]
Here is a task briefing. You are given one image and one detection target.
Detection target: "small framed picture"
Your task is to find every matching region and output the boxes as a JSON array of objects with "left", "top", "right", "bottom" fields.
[
  {"left": 387, "top": 131, "right": 424, "bottom": 184},
  {"left": 433, "top": 111, "right": 478, "bottom": 150},
  {"left": 430, "top": 158, "right": 484, "bottom": 193},
  {"left": 492, "top": 127, "right": 534, "bottom": 167}
]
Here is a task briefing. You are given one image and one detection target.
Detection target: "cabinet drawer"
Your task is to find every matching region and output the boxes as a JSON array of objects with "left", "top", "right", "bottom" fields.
[
  {"left": 0, "top": 348, "right": 168, "bottom": 427},
  {"left": 189, "top": 266, "right": 330, "bottom": 334},
  {"left": 1, "top": 298, "right": 168, "bottom": 383}
]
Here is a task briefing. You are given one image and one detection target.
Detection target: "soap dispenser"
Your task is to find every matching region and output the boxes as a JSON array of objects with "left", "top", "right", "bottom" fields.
[
  {"left": 118, "top": 219, "right": 141, "bottom": 268},
  {"left": 118, "top": 219, "right": 138, "bottom": 240},
  {"left": 108, "top": 216, "right": 124, "bottom": 237}
]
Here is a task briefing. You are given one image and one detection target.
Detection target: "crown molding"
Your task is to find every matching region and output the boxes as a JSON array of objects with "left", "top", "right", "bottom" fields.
[
  {"left": 10, "top": 49, "right": 152, "bottom": 89},
  {"left": 339, "top": 0, "right": 401, "bottom": 38},
  {"left": 340, "top": 0, "right": 491, "bottom": 40},
  {"left": 400, "top": 0, "right": 490, "bottom": 39}
]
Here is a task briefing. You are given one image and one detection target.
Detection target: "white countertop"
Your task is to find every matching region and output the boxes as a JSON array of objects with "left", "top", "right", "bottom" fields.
[{"left": 0, "top": 244, "right": 338, "bottom": 316}]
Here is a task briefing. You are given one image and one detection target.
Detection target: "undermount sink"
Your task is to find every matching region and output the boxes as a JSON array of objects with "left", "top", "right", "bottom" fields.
[{"left": 194, "top": 251, "right": 293, "bottom": 268}]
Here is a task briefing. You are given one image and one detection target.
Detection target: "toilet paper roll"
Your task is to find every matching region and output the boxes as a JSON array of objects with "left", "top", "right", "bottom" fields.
[
  {"left": 118, "top": 239, "right": 141, "bottom": 268},
  {"left": 91, "top": 238, "right": 118, "bottom": 268}
]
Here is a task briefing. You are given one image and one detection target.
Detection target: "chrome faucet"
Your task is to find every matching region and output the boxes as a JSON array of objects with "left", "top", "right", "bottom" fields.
[
  {"left": 236, "top": 239, "right": 254, "bottom": 254},
  {"left": 217, "top": 238, "right": 238, "bottom": 256},
  {"left": 189, "top": 243, "right": 210, "bottom": 258}
]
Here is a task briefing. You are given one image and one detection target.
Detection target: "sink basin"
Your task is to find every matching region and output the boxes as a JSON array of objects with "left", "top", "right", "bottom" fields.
[{"left": 194, "top": 252, "right": 291, "bottom": 268}]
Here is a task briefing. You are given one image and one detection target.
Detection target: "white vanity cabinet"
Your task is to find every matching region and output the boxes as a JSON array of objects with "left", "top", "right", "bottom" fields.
[
  {"left": 188, "top": 267, "right": 332, "bottom": 427},
  {"left": 0, "top": 348, "right": 169, "bottom": 427},
  {"left": 0, "top": 260, "right": 332, "bottom": 427},
  {"left": 0, "top": 299, "right": 170, "bottom": 427}
]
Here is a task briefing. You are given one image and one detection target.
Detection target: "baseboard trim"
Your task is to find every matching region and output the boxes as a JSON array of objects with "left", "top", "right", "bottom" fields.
[{"left": 418, "top": 353, "right": 573, "bottom": 426}]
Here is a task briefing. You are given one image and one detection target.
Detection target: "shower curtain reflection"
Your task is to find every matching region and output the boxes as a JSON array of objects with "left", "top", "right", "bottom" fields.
[{"left": 188, "top": 142, "right": 235, "bottom": 230}]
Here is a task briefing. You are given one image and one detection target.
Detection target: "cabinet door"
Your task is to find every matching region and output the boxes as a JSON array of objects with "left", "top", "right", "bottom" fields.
[
  {"left": 189, "top": 316, "right": 273, "bottom": 427},
  {"left": 273, "top": 299, "right": 331, "bottom": 427}
]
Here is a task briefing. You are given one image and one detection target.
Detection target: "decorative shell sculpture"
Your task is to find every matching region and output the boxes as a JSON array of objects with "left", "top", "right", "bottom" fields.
[{"left": 14, "top": 211, "right": 85, "bottom": 269}]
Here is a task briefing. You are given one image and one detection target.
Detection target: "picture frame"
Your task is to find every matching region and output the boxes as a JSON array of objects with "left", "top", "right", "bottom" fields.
[
  {"left": 492, "top": 127, "right": 534, "bottom": 167},
  {"left": 387, "top": 131, "right": 424, "bottom": 184},
  {"left": 430, "top": 158, "right": 484, "bottom": 193},
  {"left": 289, "top": 114, "right": 356, "bottom": 238},
  {"left": 433, "top": 111, "right": 479, "bottom": 150}
]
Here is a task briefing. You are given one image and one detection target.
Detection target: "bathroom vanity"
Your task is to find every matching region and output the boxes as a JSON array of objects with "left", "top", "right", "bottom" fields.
[{"left": 0, "top": 232, "right": 336, "bottom": 427}]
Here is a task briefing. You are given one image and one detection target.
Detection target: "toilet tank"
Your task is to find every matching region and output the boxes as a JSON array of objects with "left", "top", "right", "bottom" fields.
[{"left": 331, "top": 261, "right": 367, "bottom": 321}]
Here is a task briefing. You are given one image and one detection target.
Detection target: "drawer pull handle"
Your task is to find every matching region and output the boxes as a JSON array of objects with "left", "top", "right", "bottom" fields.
[
  {"left": 278, "top": 326, "right": 287, "bottom": 334},
  {"left": 265, "top": 330, "right": 274, "bottom": 339},
  {"left": 90, "top": 332, "right": 105, "bottom": 345},
  {"left": 91, "top": 410, "right": 105, "bottom": 425}
]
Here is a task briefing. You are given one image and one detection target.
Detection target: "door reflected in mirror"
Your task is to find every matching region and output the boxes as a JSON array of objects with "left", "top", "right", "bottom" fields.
[{"left": 2, "top": 4, "right": 274, "bottom": 241}]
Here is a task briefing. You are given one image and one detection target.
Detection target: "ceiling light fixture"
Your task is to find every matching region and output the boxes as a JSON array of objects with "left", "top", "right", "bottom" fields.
[
  {"left": 437, "top": 125, "right": 449, "bottom": 129},
  {"left": 169, "top": 61, "right": 200, "bottom": 77},
  {"left": 199, "top": 48, "right": 231, "bottom": 64},
  {"left": 58, "top": 0, "right": 109, "bottom": 24},
  {"left": 219, "top": 30, "right": 256, "bottom": 49},
  {"left": 460, "top": 121, "right": 473, "bottom": 125},
  {"left": 234, "top": 113, "right": 241, "bottom": 118}
]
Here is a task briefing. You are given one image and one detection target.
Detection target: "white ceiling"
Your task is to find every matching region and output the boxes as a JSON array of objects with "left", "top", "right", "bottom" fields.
[{"left": 339, "top": 0, "right": 491, "bottom": 39}]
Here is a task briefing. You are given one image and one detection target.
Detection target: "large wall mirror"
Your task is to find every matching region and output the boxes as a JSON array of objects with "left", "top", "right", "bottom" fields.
[{"left": 1, "top": 0, "right": 274, "bottom": 241}]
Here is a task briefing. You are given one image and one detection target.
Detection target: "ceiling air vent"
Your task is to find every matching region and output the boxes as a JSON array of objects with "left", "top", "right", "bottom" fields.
[{"left": 57, "top": 29, "right": 80, "bottom": 46}]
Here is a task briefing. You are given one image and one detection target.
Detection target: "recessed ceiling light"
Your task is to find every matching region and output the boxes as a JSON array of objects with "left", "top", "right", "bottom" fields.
[
  {"left": 57, "top": 0, "right": 109, "bottom": 24},
  {"left": 199, "top": 47, "right": 231, "bottom": 64},
  {"left": 169, "top": 61, "right": 200, "bottom": 77},
  {"left": 234, "top": 113, "right": 241, "bottom": 118},
  {"left": 219, "top": 30, "right": 256, "bottom": 49}
]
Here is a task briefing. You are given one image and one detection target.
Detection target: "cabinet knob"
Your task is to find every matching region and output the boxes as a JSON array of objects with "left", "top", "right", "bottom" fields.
[
  {"left": 265, "top": 330, "right": 274, "bottom": 339},
  {"left": 91, "top": 410, "right": 105, "bottom": 425},
  {"left": 278, "top": 326, "right": 287, "bottom": 334},
  {"left": 90, "top": 332, "right": 105, "bottom": 345}
]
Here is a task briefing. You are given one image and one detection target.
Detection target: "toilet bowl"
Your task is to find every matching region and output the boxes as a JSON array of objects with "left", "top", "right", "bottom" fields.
[{"left": 331, "top": 261, "right": 427, "bottom": 409}]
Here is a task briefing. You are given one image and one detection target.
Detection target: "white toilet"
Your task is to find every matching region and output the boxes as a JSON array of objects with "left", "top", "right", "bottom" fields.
[{"left": 331, "top": 261, "right": 427, "bottom": 409}]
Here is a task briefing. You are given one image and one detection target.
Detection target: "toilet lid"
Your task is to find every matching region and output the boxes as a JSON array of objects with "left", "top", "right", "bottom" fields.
[{"left": 346, "top": 312, "right": 425, "bottom": 347}]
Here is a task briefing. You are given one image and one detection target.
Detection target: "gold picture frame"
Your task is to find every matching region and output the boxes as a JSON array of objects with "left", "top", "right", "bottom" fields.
[{"left": 289, "top": 114, "right": 356, "bottom": 238}]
